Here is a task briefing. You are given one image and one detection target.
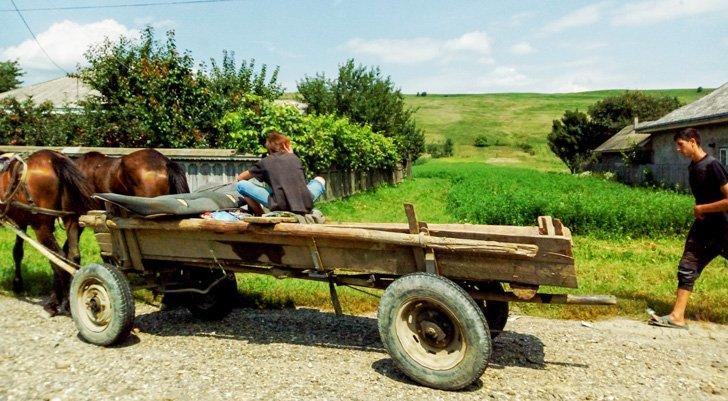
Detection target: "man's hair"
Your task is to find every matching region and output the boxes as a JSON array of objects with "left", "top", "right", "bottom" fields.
[
  {"left": 673, "top": 128, "right": 701, "bottom": 145},
  {"left": 265, "top": 131, "right": 291, "bottom": 153}
]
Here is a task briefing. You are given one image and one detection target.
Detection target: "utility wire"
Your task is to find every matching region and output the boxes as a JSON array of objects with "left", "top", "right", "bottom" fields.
[
  {"left": 9, "top": 0, "right": 69, "bottom": 74},
  {"left": 1, "top": 0, "right": 243, "bottom": 12}
]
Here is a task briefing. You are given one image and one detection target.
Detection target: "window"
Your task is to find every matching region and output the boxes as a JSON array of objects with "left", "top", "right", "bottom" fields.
[{"left": 720, "top": 148, "right": 728, "bottom": 166}]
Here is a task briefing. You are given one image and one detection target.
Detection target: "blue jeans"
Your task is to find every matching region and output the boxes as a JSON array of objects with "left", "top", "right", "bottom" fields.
[{"left": 235, "top": 178, "right": 325, "bottom": 208}]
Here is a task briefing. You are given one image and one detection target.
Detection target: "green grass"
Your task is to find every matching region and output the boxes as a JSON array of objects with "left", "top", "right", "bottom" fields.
[{"left": 405, "top": 89, "right": 710, "bottom": 170}]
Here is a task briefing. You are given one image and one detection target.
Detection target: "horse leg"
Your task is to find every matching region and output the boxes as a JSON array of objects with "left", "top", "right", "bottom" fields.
[
  {"left": 12, "top": 228, "right": 26, "bottom": 293},
  {"left": 35, "top": 224, "right": 69, "bottom": 317},
  {"left": 62, "top": 217, "right": 82, "bottom": 265}
]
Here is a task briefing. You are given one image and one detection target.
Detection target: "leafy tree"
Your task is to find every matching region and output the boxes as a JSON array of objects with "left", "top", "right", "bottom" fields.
[
  {"left": 548, "top": 91, "right": 682, "bottom": 172},
  {"left": 77, "top": 27, "right": 221, "bottom": 148},
  {"left": 588, "top": 90, "right": 682, "bottom": 135},
  {"left": 547, "top": 110, "right": 596, "bottom": 173},
  {"left": 297, "top": 59, "right": 424, "bottom": 161},
  {"left": 0, "top": 60, "right": 23, "bottom": 93},
  {"left": 201, "top": 50, "right": 284, "bottom": 110},
  {"left": 0, "top": 98, "right": 87, "bottom": 146}
]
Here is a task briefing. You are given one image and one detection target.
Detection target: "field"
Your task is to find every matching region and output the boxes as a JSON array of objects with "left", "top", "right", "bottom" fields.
[
  {"left": 2, "top": 88, "right": 726, "bottom": 323},
  {"left": 405, "top": 89, "right": 708, "bottom": 170}
]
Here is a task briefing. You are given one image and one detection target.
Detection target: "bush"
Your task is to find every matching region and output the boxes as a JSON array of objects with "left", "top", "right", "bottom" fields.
[
  {"left": 473, "top": 136, "right": 489, "bottom": 147},
  {"left": 426, "top": 139, "right": 454, "bottom": 158},
  {"left": 517, "top": 142, "right": 535, "bottom": 155},
  {"left": 297, "top": 59, "right": 424, "bottom": 161},
  {"left": 219, "top": 95, "right": 399, "bottom": 173},
  {"left": 0, "top": 98, "right": 89, "bottom": 146}
]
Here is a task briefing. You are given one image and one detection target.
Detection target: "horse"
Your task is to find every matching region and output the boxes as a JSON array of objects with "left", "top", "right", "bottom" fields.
[
  {"left": 74, "top": 148, "right": 189, "bottom": 198},
  {"left": 0, "top": 150, "right": 96, "bottom": 316}
]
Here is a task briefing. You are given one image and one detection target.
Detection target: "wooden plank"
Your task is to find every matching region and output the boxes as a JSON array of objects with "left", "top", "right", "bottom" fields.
[
  {"left": 404, "top": 203, "right": 426, "bottom": 272},
  {"left": 110, "top": 218, "right": 540, "bottom": 259},
  {"left": 538, "top": 216, "right": 555, "bottom": 236},
  {"left": 244, "top": 216, "right": 299, "bottom": 224}
]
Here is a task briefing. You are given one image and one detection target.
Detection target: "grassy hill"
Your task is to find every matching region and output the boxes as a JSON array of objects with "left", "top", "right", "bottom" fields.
[{"left": 405, "top": 89, "right": 710, "bottom": 171}]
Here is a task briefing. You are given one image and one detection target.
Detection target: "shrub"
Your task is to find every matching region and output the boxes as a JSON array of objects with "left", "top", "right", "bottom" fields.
[
  {"left": 219, "top": 95, "right": 399, "bottom": 173},
  {"left": 517, "top": 142, "right": 535, "bottom": 155},
  {"left": 473, "top": 136, "right": 489, "bottom": 147}
]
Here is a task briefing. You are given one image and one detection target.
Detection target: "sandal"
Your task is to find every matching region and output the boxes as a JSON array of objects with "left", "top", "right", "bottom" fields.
[{"left": 648, "top": 315, "right": 688, "bottom": 330}]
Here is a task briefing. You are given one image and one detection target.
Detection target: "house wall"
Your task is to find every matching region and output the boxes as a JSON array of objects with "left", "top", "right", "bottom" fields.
[{"left": 649, "top": 124, "right": 728, "bottom": 189}]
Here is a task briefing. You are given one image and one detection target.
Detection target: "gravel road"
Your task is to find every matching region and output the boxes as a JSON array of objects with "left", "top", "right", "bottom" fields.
[{"left": 0, "top": 295, "right": 726, "bottom": 401}]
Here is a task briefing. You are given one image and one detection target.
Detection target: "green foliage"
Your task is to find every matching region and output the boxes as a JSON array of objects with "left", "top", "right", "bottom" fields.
[
  {"left": 0, "top": 60, "right": 23, "bottom": 93},
  {"left": 0, "top": 98, "right": 87, "bottom": 146},
  {"left": 416, "top": 162, "right": 693, "bottom": 237},
  {"left": 473, "top": 136, "right": 489, "bottom": 147},
  {"left": 588, "top": 90, "right": 682, "bottom": 134},
  {"left": 219, "top": 95, "right": 399, "bottom": 173},
  {"left": 548, "top": 91, "right": 682, "bottom": 172},
  {"left": 201, "top": 50, "right": 284, "bottom": 110},
  {"left": 426, "top": 138, "right": 454, "bottom": 158},
  {"left": 297, "top": 59, "right": 424, "bottom": 161},
  {"left": 547, "top": 109, "right": 596, "bottom": 173},
  {"left": 517, "top": 142, "right": 535, "bottom": 155}
]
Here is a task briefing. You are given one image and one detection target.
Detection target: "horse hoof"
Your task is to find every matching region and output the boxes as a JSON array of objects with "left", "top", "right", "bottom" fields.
[
  {"left": 43, "top": 302, "right": 60, "bottom": 317},
  {"left": 12, "top": 280, "right": 23, "bottom": 294}
]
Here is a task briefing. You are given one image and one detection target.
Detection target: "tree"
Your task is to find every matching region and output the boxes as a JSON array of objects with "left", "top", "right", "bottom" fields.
[
  {"left": 0, "top": 60, "right": 23, "bottom": 93},
  {"left": 77, "top": 28, "right": 222, "bottom": 148},
  {"left": 588, "top": 90, "right": 682, "bottom": 135},
  {"left": 547, "top": 110, "right": 596, "bottom": 173},
  {"left": 201, "top": 50, "right": 284, "bottom": 110},
  {"left": 297, "top": 59, "right": 424, "bottom": 161},
  {"left": 548, "top": 91, "right": 683, "bottom": 172}
]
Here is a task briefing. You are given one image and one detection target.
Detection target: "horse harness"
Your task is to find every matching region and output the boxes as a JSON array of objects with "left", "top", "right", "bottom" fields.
[{"left": 0, "top": 153, "right": 74, "bottom": 218}]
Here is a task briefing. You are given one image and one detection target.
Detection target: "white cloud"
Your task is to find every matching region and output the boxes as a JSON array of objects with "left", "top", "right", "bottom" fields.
[
  {"left": 510, "top": 42, "right": 535, "bottom": 55},
  {"left": 542, "top": 3, "right": 604, "bottom": 34},
  {"left": 344, "top": 31, "right": 492, "bottom": 64},
  {"left": 612, "top": 0, "right": 728, "bottom": 26},
  {"left": 1, "top": 19, "right": 138, "bottom": 72},
  {"left": 477, "top": 66, "right": 529, "bottom": 88}
]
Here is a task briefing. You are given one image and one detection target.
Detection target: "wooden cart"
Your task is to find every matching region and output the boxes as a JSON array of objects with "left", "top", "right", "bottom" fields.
[{"left": 60, "top": 200, "right": 614, "bottom": 391}]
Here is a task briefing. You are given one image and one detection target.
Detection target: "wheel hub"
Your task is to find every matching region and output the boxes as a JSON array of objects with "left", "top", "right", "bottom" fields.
[{"left": 76, "top": 280, "right": 112, "bottom": 333}]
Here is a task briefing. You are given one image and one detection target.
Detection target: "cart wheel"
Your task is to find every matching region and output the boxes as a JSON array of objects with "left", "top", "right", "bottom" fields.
[
  {"left": 187, "top": 271, "right": 237, "bottom": 321},
  {"left": 70, "top": 263, "right": 135, "bottom": 346},
  {"left": 478, "top": 282, "right": 509, "bottom": 339},
  {"left": 378, "top": 273, "right": 491, "bottom": 391}
]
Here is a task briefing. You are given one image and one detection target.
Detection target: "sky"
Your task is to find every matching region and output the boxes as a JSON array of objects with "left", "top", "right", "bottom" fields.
[{"left": 1, "top": 0, "right": 727, "bottom": 94}]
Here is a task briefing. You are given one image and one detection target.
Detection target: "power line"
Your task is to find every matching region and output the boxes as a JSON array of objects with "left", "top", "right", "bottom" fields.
[
  {"left": 1, "top": 0, "right": 244, "bottom": 12},
  {"left": 9, "top": 0, "right": 69, "bottom": 74}
]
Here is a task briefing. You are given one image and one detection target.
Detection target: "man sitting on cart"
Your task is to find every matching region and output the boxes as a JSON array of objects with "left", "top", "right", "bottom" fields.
[{"left": 235, "top": 131, "right": 326, "bottom": 215}]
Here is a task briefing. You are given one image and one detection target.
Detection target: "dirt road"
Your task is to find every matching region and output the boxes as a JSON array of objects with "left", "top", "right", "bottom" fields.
[{"left": 0, "top": 295, "right": 726, "bottom": 400}]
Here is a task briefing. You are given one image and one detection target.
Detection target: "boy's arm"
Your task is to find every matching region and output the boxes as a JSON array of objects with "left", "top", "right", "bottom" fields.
[
  {"left": 236, "top": 170, "right": 252, "bottom": 181},
  {"left": 694, "top": 183, "right": 728, "bottom": 217}
]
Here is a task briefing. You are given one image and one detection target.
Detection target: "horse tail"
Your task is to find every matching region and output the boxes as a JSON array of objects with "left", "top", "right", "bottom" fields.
[
  {"left": 167, "top": 160, "right": 190, "bottom": 194},
  {"left": 52, "top": 154, "right": 96, "bottom": 213}
]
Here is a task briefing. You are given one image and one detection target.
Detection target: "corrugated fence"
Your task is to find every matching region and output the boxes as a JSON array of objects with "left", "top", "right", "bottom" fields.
[{"left": 0, "top": 146, "right": 410, "bottom": 200}]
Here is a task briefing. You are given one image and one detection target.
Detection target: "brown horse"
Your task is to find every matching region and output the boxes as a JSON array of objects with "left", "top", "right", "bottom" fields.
[
  {"left": 0, "top": 150, "right": 96, "bottom": 315},
  {"left": 74, "top": 149, "right": 189, "bottom": 197}
]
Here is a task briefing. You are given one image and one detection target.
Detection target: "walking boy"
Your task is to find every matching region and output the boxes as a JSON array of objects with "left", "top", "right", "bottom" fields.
[{"left": 650, "top": 128, "right": 728, "bottom": 328}]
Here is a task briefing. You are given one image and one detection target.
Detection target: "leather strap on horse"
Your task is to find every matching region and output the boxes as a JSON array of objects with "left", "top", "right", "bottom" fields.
[{"left": 0, "top": 153, "right": 74, "bottom": 218}]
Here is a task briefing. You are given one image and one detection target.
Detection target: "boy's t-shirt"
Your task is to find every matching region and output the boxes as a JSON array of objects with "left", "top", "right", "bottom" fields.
[
  {"left": 689, "top": 154, "right": 728, "bottom": 225},
  {"left": 249, "top": 152, "right": 313, "bottom": 214}
]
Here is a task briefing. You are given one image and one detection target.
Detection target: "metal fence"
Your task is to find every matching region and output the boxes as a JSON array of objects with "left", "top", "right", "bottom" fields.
[{"left": 0, "top": 146, "right": 410, "bottom": 199}]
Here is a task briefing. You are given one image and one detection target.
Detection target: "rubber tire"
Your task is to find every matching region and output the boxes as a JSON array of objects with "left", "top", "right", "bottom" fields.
[
  {"left": 70, "top": 263, "right": 135, "bottom": 346},
  {"left": 378, "top": 272, "right": 491, "bottom": 391},
  {"left": 478, "top": 282, "right": 509, "bottom": 339},
  {"left": 186, "top": 271, "right": 237, "bottom": 321}
]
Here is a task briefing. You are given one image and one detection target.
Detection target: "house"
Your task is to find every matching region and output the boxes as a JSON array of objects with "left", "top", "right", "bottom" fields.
[
  {"left": 0, "top": 76, "right": 97, "bottom": 111},
  {"left": 592, "top": 118, "right": 653, "bottom": 184},
  {"left": 593, "top": 82, "right": 728, "bottom": 188}
]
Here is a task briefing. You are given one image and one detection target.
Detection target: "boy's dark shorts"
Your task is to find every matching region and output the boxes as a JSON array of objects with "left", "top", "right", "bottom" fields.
[{"left": 678, "top": 220, "right": 728, "bottom": 291}]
